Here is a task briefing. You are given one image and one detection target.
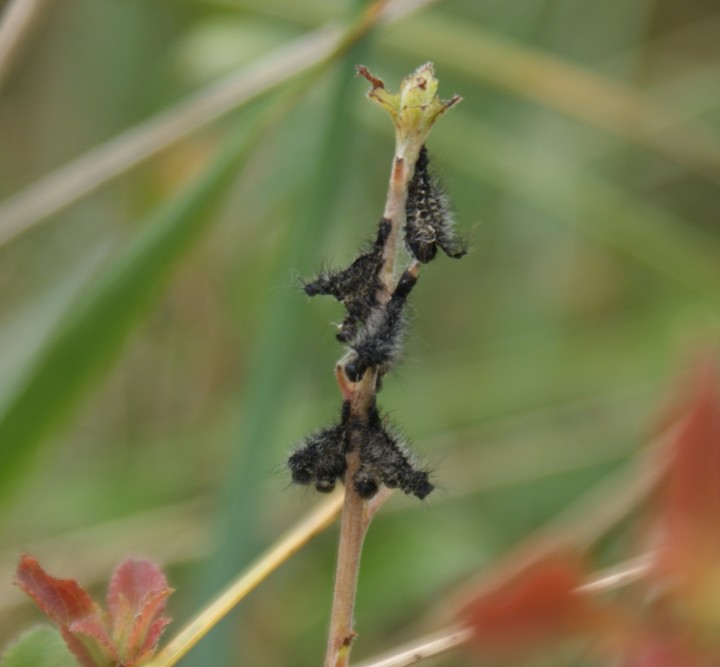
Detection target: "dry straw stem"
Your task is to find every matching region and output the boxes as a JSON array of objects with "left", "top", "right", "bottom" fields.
[
  {"left": 145, "top": 492, "right": 344, "bottom": 667},
  {"left": 352, "top": 626, "right": 474, "bottom": 667},
  {"left": 202, "top": 2, "right": 720, "bottom": 183},
  {"left": 0, "top": 0, "right": 437, "bottom": 248},
  {"left": 0, "top": 0, "right": 49, "bottom": 89}
]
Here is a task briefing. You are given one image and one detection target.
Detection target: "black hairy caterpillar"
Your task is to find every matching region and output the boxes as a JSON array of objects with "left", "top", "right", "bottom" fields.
[
  {"left": 290, "top": 140, "right": 467, "bottom": 503},
  {"left": 353, "top": 404, "right": 433, "bottom": 500},
  {"left": 288, "top": 402, "right": 351, "bottom": 494},
  {"left": 289, "top": 400, "right": 432, "bottom": 500},
  {"left": 343, "top": 265, "right": 418, "bottom": 383},
  {"left": 303, "top": 218, "right": 391, "bottom": 342},
  {"left": 405, "top": 145, "right": 467, "bottom": 263}
]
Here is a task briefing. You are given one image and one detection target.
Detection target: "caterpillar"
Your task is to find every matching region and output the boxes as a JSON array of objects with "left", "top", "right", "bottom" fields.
[{"left": 405, "top": 145, "right": 467, "bottom": 263}]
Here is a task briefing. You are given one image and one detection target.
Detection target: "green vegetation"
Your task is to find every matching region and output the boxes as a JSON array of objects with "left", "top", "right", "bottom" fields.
[{"left": 1, "top": 0, "right": 719, "bottom": 665}]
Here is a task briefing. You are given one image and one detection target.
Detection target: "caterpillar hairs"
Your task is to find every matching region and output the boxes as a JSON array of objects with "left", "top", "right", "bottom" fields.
[
  {"left": 405, "top": 145, "right": 467, "bottom": 263},
  {"left": 303, "top": 218, "right": 390, "bottom": 343},
  {"left": 289, "top": 400, "right": 433, "bottom": 500},
  {"left": 290, "top": 137, "right": 466, "bottom": 501}
]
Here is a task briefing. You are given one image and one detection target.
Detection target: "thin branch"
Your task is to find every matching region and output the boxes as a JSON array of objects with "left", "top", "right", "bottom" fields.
[
  {"left": 323, "top": 99, "right": 420, "bottom": 667},
  {"left": 0, "top": 0, "right": 49, "bottom": 89},
  {"left": 146, "top": 492, "right": 345, "bottom": 667},
  {"left": 0, "top": 0, "right": 437, "bottom": 248},
  {"left": 325, "top": 442, "right": 391, "bottom": 667}
]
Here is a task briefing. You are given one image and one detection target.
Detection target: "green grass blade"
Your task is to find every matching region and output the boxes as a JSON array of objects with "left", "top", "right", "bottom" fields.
[
  {"left": 0, "top": 106, "right": 268, "bottom": 506},
  {"left": 438, "top": 115, "right": 720, "bottom": 303}
]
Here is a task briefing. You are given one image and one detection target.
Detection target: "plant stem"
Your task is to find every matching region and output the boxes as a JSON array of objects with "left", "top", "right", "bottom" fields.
[
  {"left": 324, "top": 369, "right": 387, "bottom": 667},
  {"left": 323, "top": 125, "right": 417, "bottom": 667},
  {"left": 0, "top": 0, "right": 50, "bottom": 90},
  {"left": 147, "top": 492, "right": 344, "bottom": 667},
  {"left": 324, "top": 450, "right": 367, "bottom": 667}
]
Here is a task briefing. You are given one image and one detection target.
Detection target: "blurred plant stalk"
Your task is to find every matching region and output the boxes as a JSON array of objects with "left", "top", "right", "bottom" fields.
[
  {"left": 0, "top": 0, "right": 50, "bottom": 89},
  {"left": 323, "top": 63, "right": 459, "bottom": 667},
  {"left": 145, "top": 492, "right": 344, "bottom": 667}
]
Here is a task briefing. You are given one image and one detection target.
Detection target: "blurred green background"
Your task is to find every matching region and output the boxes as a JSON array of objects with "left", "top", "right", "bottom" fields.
[{"left": 1, "top": 0, "right": 719, "bottom": 665}]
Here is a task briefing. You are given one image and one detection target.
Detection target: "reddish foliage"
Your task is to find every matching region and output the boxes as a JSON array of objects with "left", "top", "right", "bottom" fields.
[
  {"left": 15, "top": 555, "right": 100, "bottom": 625},
  {"left": 15, "top": 554, "right": 172, "bottom": 667},
  {"left": 458, "top": 547, "right": 622, "bottom": 659},
  {"left": 458, "top": 355, "right": 720, "bottom": 665},
  {"left": 653, "top": 358, "right": 720, "bottom": 589},
  {"left": 107, "top": 560, "right": 173, "bottom": 664}
]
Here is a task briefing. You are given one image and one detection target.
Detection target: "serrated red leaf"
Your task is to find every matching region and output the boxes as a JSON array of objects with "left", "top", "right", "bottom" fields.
[
  {"left": 458, "top": 546, "right": 620, "bottom": 659},
  {"left": 126, "top": 617, "right": 173, "bottom": 667},
  {"left": 14, "top": 555, "right": 173, "bottom": 667},
  {"left": 60, "top": 627, "right": 107, "bottom": 667},
  {"left": 15, "top": 554, "right": 101, "bottom": 626},
  {"left": 64, "top": 618, "right": 117, "bottom": 667},
  {"left": 69, "top": 617, "right": 118, "bottom": 659},
  {"left": 107, "top": 559, "right": 173, "bottom": 663},
  {"left": 125, "top": 589, "right": 172, "bottom": 662},
  {"left": 107, "top": 559, "right": 170, "bottom": 622}
]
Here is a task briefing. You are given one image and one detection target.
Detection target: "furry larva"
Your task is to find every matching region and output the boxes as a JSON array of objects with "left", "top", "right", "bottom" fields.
[
  {"left": 405, "top": 145, "right": 466, "bottom": 263},
  {"left": 288, "top": 402, "right": 351, "bottom": 493},
  {"left": 343, "top": 265, "right": 418, "bottom": 383},
  {"left": 352, "top": 406, "right": 433, "bottom": 500},
  {"left": 304, "top": 218, "right": 391, "bottom": 342},
  {"left": 288, "top": 424, "right": 346, "bottom": 493}
]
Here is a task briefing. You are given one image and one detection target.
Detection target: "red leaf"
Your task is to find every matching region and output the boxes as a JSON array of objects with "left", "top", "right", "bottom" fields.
[
  {"left": 107, "top": 559, "right": 170, "bottom": 622},
  {"left": 652, "top": 356, "right": 720, "bottom": 621},
  {"left": 15, "top": 554, "right": 114, "bottom": 667},
  {"left": 63, "top": 618, "right": 117, "bottom": 667},
  {"left": 107, "top": 559, "right": 173, "bottom": 663},
  {"left": 15, "top": 554, "right": 101, "bottom": 626},
  {"left": 14, "top": 554, "right": 172, "bottom": 667},
  {"left": 60, "top": 627, "right": 108, "bottom": 667},
  {"left": 457, "top": 546, "right": 620, "bottom": 659},
  {"left": 126, "top": 617, "right": 172, "bottom": 667},
  {"left": 661, "top": 358, "right": 720, "bottom": 549}
]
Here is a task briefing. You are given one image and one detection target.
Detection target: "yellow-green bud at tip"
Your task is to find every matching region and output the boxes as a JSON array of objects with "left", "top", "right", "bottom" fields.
[{"left": 357, "top": 62, "right": 461, "bottom": 160}]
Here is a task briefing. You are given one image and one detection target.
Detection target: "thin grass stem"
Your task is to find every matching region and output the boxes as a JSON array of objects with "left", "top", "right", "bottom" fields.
[
  {"left": 0, "top": 0, "right": 436, "bottom": 248},
  {"left": 352, "top": 626, "right": 473, "bottom": 667},
  {"left": 146, "top": 492, "right": 344, "bottom": 667}
]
